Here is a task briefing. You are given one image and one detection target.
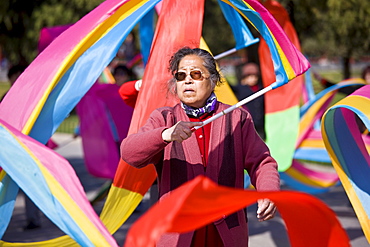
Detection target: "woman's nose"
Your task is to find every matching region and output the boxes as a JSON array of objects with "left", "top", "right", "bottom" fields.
[{"left": 184, "top": 74, "right": 193, "bottom": 84}]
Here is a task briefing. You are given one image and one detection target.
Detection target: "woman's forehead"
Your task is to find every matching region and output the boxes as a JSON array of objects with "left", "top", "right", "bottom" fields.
[{"left": 178, "top": 55, "right": 205, "bottom": 70}]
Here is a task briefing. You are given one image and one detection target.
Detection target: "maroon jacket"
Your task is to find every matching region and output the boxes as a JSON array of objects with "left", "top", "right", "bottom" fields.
[{"left": 121, "top": 102, "right": 280, "bottom": 247}]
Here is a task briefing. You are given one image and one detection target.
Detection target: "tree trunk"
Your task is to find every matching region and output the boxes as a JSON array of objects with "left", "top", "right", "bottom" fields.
[{"left": 342, "top": 55, "right": 351, "bottom": 80}]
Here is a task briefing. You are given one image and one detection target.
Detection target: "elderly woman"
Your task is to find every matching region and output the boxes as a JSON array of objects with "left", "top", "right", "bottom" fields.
[{"left": 120, "top": 47, "right": 280, "bottom": 247}]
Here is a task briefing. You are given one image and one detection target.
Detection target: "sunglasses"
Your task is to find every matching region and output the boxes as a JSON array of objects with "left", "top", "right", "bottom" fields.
[{"left": 174, "top": 70, "right": 206, "bottom": 81}]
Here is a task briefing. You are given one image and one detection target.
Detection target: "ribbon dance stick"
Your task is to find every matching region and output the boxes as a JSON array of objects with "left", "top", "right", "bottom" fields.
[
  {"left": 192, "top": 85, "right": 273, "bottom": 131},
  {"left": 214, "top": 48, "right": 238, "bottom": 60}
]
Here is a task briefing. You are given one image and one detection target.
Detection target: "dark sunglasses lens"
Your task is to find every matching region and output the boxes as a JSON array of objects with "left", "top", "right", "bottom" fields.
[
  {"left": 190, "top": 70, "right": 202, "bottom": 80},
  {"left": 175, "top": 70, "right": 203, "bottom": 81},
  {"left": 175, "top": 72, "right": 186, "bottom": 81}
]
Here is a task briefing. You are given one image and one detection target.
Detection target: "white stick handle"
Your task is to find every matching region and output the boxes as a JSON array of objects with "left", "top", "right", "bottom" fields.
[
  {"left": 192, "top": 85, "right": 273, "bottom": 130},
  {"left": 214, "top": 48, "right": 237, "bottom": 60}
]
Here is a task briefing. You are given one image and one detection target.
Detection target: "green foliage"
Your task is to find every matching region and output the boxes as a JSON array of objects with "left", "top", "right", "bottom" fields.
[
  {"left": 26, "top": 0, "right": 102, "bottom": 60},
  {"left": 282, "top": 0, "right": 370, "bottom": 60},
  {"left": 326, "top": 0, "right": 370, "bottom": 59},
  {"left": 0, "top": 0, "right": 103, "bottom": 64}
]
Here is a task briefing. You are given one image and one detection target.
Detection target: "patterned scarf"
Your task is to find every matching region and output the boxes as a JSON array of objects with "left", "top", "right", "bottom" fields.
[{"left": 181, "top": 92, "right": 217, "bottom": 118}]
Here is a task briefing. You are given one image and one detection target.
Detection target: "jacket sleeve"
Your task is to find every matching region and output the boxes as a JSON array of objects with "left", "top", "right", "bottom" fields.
[
  {"left": 120, "top": 108, "right": 171, "bottom": 168},
  {"left": 118, "top": 80, "right": 139, "bottom": 108},
  {"left": 241, "top": 110, "right": 280, "bottom": 191}
]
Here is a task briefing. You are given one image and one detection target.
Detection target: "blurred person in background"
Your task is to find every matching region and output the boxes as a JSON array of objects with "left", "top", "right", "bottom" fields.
[
  {"left": 232, "top": 62, "right": 265, "bottom": 140},
  {"left": 113, "top": 64, "right": 137, "bottom": 87}
]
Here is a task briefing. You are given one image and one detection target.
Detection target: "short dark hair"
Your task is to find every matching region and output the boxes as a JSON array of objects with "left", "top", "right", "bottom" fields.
[
  {"left": 167, "top": 47, "right": 222, "bottom": 94},
  {"left": 113, "top": 65, "right": 130, "bottom": 76},
  {"left": 113, "top": 65, "right": 137, "bottom": 79}
]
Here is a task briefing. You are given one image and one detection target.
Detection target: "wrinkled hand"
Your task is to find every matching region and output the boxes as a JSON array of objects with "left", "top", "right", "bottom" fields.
[
  {"left": 162, "top": 121, "right": 203, "bottom": 143},
  {"left": 257, "top": 198, "right": 277, "bottom": 222}
]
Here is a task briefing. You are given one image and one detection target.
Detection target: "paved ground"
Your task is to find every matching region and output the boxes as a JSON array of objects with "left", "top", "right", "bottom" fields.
[{"left": 2, "top": 133, "right": 369, "bottom": 246}]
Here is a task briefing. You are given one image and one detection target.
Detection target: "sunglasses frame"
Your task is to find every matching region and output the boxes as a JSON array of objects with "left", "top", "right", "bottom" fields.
[{"left": 174, "top": 69, "right": 207, "bottom": 81}]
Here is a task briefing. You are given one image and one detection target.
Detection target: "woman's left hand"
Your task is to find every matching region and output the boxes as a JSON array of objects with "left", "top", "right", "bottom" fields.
[{"left": 256, "top": 198, "right": 277, "bottom": 221}]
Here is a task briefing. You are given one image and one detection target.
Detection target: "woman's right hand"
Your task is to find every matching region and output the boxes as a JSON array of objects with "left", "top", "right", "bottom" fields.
[{"left": 162, "top": 121, "right": 203, "bottom": 143}]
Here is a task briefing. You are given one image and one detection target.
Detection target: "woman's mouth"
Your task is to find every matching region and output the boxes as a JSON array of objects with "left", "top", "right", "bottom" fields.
[{"left": 184, "top": 88, "right": 194, "bottom": 93}]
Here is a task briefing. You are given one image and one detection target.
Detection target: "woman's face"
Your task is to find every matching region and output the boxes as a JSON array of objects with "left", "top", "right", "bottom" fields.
[{"left": 176, "top": 55, "right": 214, "bottom": 108}]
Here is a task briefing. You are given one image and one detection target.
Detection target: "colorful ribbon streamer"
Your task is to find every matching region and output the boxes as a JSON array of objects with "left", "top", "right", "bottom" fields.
[
  {"left": 0, "top": 120, "right": 117, "bottom": 246},
  {"left": 322, "top": 85, "right": 370, "bottom": 243},
  {"left": 125, "top": 176, "right": 350, "bottom": 247},
  {"left": 281, "top": 78, "right": 367, "bottom": 194},
  {"left": 0, "top": 0, "right": 312, "bottom": 245},
  {"left": 0, "top": 0, "right": 161, "bottom": 245}
]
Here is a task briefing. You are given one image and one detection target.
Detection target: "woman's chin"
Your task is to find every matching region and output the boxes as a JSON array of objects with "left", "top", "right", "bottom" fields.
[{"left": 182, "top": 100, "right": 200, "bottom": 108}]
